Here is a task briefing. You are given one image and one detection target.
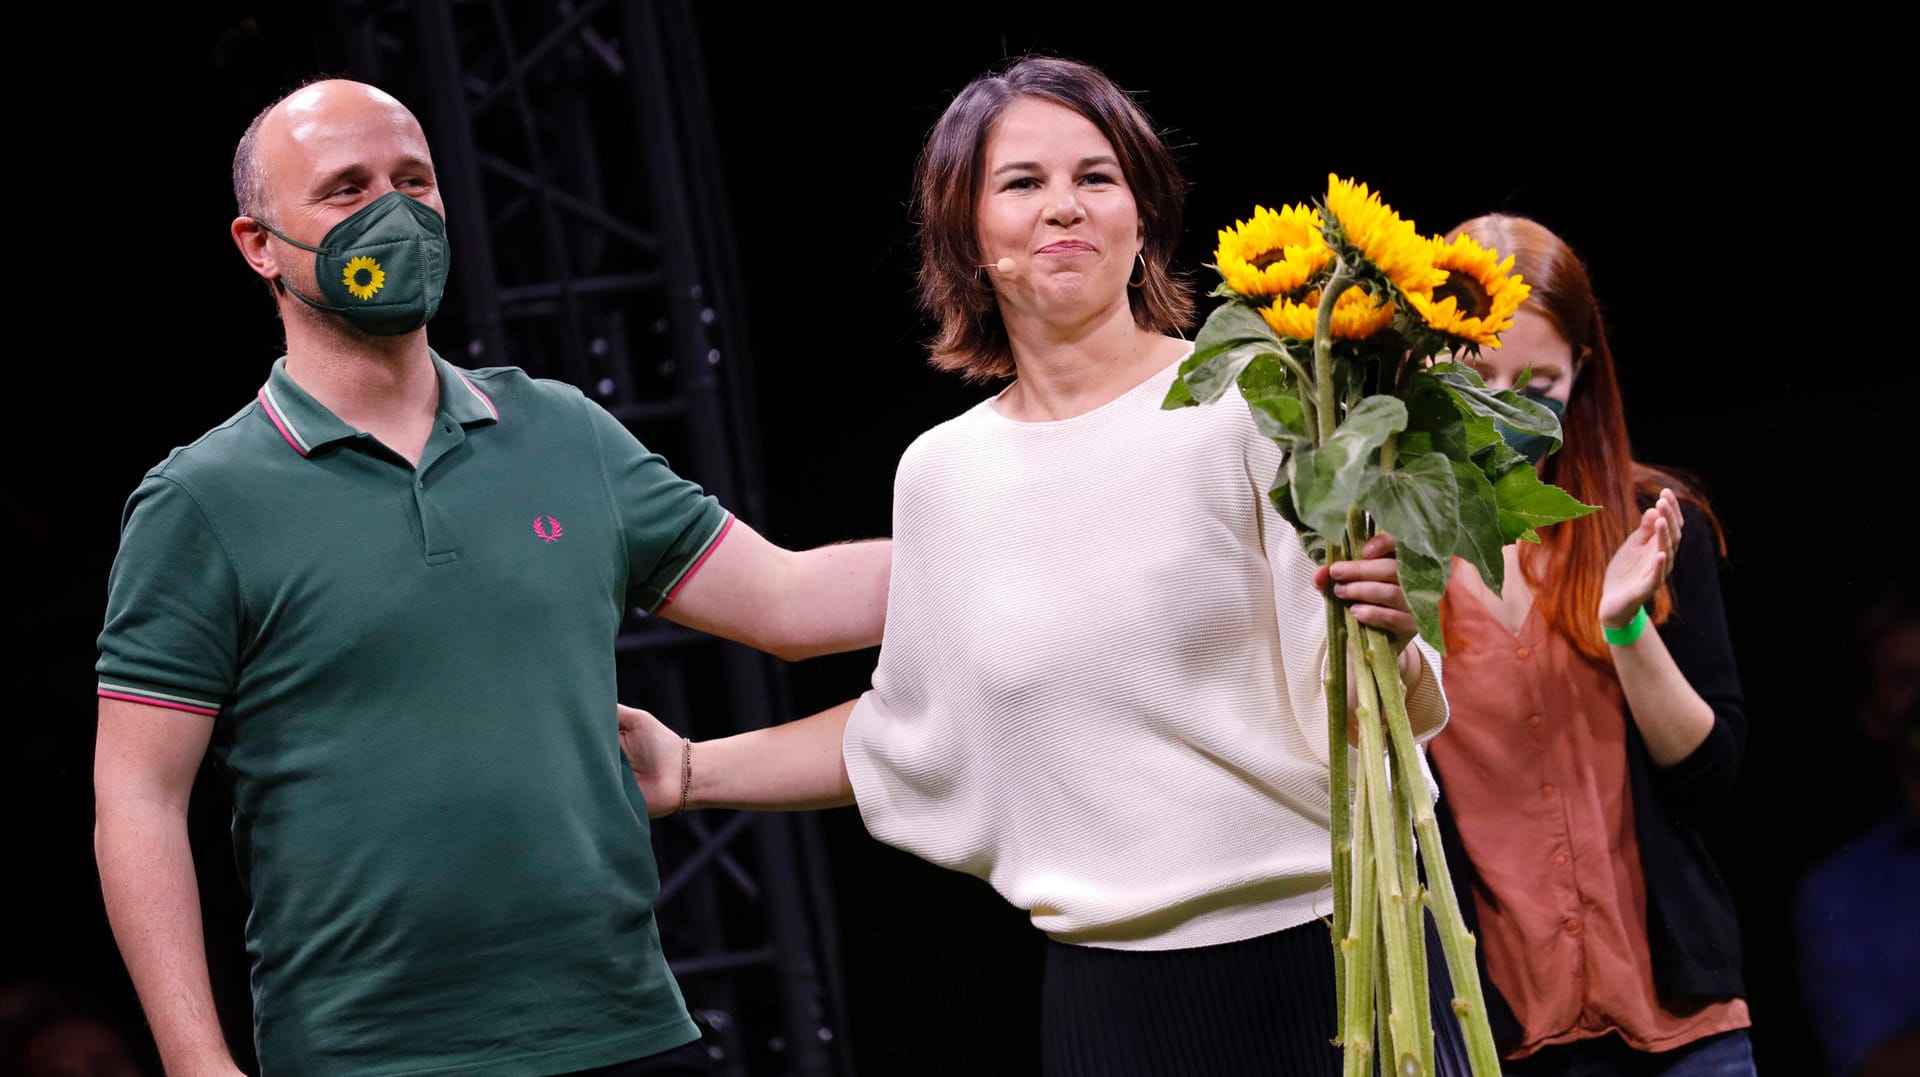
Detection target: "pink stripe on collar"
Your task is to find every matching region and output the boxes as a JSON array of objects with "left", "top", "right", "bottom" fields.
[
  {"left": 257, "top": 387, "right": 309, "bottom": 456},
  {"left": 455, "top": 369, "right": 499, "bottom": 421}
]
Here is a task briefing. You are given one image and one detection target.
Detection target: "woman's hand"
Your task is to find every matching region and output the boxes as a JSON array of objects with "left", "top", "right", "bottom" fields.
[
  {"left": 1315, "top": 531, "right": 1434, "bottom": 725},
  {"left": 1600, "top": 488, "right": 1682, "bottom": 628},
  {"left": 1315, "top": 531, "right": 1419, "bottom": 655},
  {"left": 617, "top": 704, "right": 688, "bottom": 818}
]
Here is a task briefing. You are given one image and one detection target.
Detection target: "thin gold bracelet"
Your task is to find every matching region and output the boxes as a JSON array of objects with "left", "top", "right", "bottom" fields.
[{"left": 677, "top": 737, "right": 693, "bottom": 815}]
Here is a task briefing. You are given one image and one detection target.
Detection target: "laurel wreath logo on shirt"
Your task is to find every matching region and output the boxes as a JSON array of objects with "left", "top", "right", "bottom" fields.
[{"left": 532, "top": 516, "right": 563, "bottom": 542}]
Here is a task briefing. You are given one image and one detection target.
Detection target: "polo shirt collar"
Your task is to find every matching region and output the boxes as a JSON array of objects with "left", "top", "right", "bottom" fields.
[{"left": 256, "top": 350, "right": 499, "bottom": 457}]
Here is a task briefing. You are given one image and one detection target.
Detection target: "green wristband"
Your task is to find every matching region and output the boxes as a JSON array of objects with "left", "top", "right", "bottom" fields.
[{"left": 1603, "top": 605, "right": 1650, "bottom": 646}]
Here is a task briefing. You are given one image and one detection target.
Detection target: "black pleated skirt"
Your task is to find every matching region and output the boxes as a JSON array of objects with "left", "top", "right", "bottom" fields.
[{"left": 1041, "top": 915, "right": 1473, "bottom": 1077}]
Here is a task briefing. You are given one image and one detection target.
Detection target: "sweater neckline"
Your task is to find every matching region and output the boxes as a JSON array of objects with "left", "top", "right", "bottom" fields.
[{"left": 979, "top": 346, "right": 1195, "bottom": 429}]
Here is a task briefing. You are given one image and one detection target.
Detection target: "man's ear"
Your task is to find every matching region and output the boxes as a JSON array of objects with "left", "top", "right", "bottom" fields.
[{"left": 231, "top": 217, "right": 278, "bottom": 282}]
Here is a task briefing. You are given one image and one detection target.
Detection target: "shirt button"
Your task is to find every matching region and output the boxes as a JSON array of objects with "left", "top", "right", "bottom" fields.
[
  {"left": 416, "top": 479, "right": 425, "bottom": 489},
  {"left": 1526, "top": 714, "right": 1543, "bottom": 728},
  {"left": 1553, "top": 853, "right": 1568, "bottom": 866},
  {"left": 1564, "top": 917, "right": 1581, "bottom": 933},
  {"left": 1540, "top": 783, "right": 1556, "bottom": 797},
  {"left": 1515, "top": 646, "right": 1531, "bottom": 660}
]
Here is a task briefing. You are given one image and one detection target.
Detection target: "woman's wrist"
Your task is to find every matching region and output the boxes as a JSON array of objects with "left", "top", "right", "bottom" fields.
[
  {"left": 1602, "top": 605, "right": 1651, "bottom": 646},
  {"left": 676, "top": 737, "right": 693, "bottom": 814},
  {"left": 1598, "top": 595, "right": 1643, "bottom": 630}
]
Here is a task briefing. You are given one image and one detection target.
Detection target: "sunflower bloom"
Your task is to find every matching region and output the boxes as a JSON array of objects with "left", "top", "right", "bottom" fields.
[
  {"left": 1261, "top": 286, "right": 1395, "bottom": 341},
  {"left": 1322, "top": 175, "right": 1444, "bottom": 296},
  {"left": 1214, "top": 203, "right": 1332, "bottom": 300},
  {"left": 1408, "top": 233, "right": 1532, "bottom": 347},
  {"left": 343, "top": 256, "right": 386, "bottom": 301}
]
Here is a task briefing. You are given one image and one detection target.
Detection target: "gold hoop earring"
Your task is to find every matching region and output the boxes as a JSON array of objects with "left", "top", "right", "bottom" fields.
[{"left": 1128, "top": 252, "right": 1148, "bottom": 289}]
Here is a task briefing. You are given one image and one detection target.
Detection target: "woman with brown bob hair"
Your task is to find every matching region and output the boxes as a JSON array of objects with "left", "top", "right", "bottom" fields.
[
  {"left": 619, "top": 54, "right": 1469, "bottom": 1076},
  {"left": 1423, "top": 214, "right": 1755, "bottom": 1075},
  {"left": 912, "top": 54, "right": 1193, "bottom": 382}
]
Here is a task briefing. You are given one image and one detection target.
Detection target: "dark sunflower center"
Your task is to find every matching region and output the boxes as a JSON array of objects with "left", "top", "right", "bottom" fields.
[
  {"left": 354, "top": 269, "right": 374, "bottom": 286},
  {"left": 1431, "top": 270, "right": 1490, "bottom": 318},
  {"left": 1251, "top": 248, "right": 1291, "bottom": 271}
]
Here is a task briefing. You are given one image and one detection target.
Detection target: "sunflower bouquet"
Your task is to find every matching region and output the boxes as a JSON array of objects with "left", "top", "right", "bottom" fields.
[{"left": 1163, "top": 175, "right": 1595, "bottom": 1077}]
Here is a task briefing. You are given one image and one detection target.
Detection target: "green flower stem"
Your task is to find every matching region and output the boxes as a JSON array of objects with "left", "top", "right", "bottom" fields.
[
  {"left": 1345, "top": 609, "right": 1421, "bottom": 1077},
  {"left": 1342, "top": 761, "right": 1379, "bottom": 1077},
  {"left": 1274, "top": 341, "right": 1320, "bottom": 430},
  {"left": 1396, "top": 760, "right": 1433, "bottom": 1077},
  {"left": 1313, "top": 261, "right": 1354, "bottom": 1048},
  {"left": 1324, "top": 572, "right": 1352, "bottom": 1046},
  {"left": 1358, "top": 625, "right": 1505, "bottom": 1077},
  {"left": 1346, "top": 511, "right": 1429, "bottom": 1075},
  {"left": 1373, "top": 917, "right": 1390, "bottom": 1072},
  {"left": 1313, "top": 264, "right": 1357, "bottom": 444}
]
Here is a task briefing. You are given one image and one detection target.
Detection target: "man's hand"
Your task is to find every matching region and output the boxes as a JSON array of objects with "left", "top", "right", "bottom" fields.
[{"left": 617, "top": 704, "right": 688, "bottom": 818}]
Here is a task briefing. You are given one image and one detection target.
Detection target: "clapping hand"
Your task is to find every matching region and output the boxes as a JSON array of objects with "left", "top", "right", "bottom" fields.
[{"left": 1600, "top": 488, "right": 1682, "bottom": 629}]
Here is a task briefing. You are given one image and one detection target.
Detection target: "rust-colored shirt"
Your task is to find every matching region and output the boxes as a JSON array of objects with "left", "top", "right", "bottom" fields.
[{"left": 1427, "top": 579, "right": 1748, "bottom": 1059}]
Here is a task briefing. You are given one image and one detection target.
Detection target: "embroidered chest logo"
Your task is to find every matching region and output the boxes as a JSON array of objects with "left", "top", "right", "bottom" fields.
[{"left": 532, "top": 516, "right": 564, "bottom": 543}]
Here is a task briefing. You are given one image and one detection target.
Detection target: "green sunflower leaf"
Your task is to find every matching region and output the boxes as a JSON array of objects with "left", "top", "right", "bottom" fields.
[
  {"left": 1491, "top": 462, "right": 1600, "bottom": 543},
  {"left": 1248, "top": 396, "right": 1309, "bottom": 446},
  {"left": 1361, "top": 449, "right": 1457, "bottom": 564},
  {"left": 1291, "top": 395, "right": 1406, "bottom": 537},
  {"left": 1165, "top": 303, "right": 1286, "bottom": 408},
  {"left": 1395, "top": 546, "right": 1451, "bottom": 656},
  {"left": 1236, "top": 351, "right": 1294, "bottom": 402},
  {"left": 1450, "top": 458, "right": 1505, "bottom": 596}
]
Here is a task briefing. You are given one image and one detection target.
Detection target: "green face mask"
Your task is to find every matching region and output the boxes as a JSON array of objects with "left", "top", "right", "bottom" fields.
[
  {"left": 255, "top": 192, "right": 449, "bottom": 336},
  {"left": 1498, "top": 390, "right": 1566, "bottom": 465}
]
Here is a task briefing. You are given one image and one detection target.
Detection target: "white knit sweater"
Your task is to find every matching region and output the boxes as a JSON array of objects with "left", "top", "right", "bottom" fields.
[{"left": 842, "top": 355, "right": 1447, "bottom": 950}]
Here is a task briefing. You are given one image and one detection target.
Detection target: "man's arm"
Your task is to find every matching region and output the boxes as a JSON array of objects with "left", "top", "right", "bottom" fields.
[
  {"left": 659, "top": 519, "right": 889, "bottom": 662},
  {"left": 94, "top": 697, "right": 244, "bottom": 1077}
]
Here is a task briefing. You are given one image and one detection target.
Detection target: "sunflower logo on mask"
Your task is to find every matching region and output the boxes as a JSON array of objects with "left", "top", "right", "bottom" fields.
[{"left": 343, "top": 256, "right": 387, "bottom": 301}]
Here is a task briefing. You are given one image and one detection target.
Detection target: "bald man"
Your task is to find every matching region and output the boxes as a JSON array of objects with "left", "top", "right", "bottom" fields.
[{"left": 92, "top": 79, "right": 888, "bottom": 1076}]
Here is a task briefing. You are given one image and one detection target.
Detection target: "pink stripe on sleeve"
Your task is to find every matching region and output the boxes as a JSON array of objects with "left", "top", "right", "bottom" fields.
[
  {"left": 98, "top": 690, "right": 220, "bottom": 716},
  {"left": 663, "top": 515, "right": 735, "bottom": 606}
]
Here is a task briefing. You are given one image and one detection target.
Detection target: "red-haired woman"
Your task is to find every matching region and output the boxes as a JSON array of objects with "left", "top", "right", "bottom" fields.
[{"left": 1424, "top": 214, "right": 1755, "bottom": 1076}]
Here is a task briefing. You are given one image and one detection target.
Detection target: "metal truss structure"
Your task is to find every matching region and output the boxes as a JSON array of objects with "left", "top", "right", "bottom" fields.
[{"left": 330, "top": 3, "right": 852, "bottom": 1073}]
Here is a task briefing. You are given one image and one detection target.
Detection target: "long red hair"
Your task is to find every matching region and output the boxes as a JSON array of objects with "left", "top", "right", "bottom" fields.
[{"left": 1447, "top": 214, "right": 1724, "bottom": 661}]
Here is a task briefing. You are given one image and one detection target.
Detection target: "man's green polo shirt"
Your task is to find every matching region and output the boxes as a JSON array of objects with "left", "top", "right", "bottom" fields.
[{"left": 97, "top": 353, "right": 730, "bottom": 1075}]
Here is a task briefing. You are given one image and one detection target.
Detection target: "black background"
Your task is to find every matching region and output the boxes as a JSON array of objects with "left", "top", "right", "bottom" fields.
[{"left": 10, "top": 4, "right": 1911, "bottom": 1076}]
